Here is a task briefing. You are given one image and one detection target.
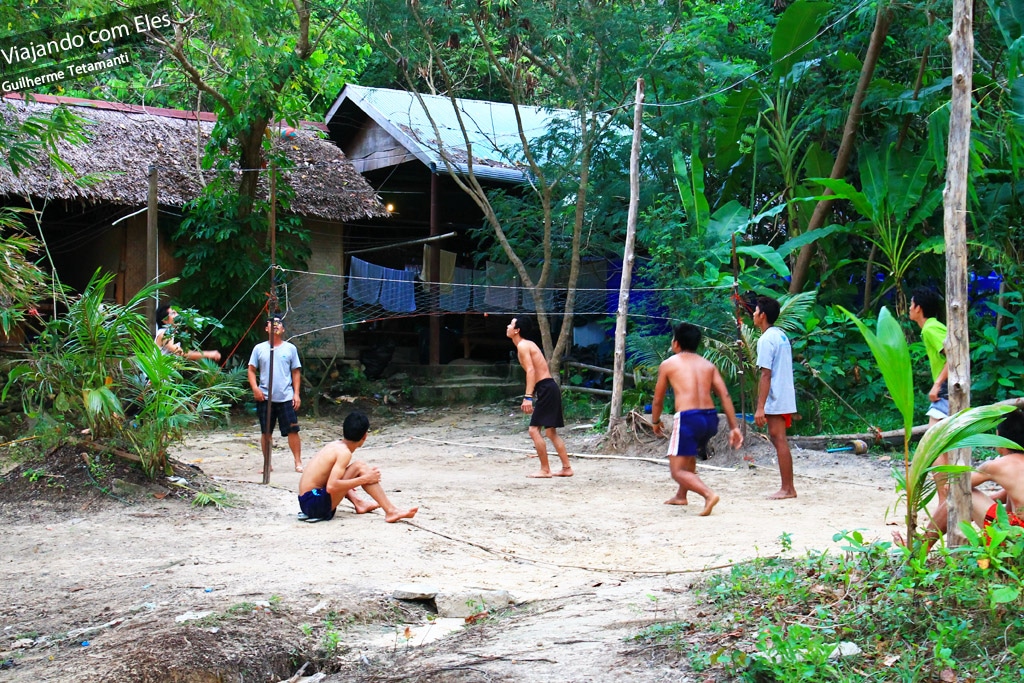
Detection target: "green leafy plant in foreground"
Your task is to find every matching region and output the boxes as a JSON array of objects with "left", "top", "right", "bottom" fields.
[{"left": 838, "top": 305, "right": 1017, "bottom": 545}]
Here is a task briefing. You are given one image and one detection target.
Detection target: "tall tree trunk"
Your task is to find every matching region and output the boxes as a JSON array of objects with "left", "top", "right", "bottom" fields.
[
  {"left": 943, "top": 0, "right": 975, "bottom": 547},
  {"left": 237, "top": 120, "right": 269, "bottom": 221},
  {"left": 788, "top": 3, "right": 892, "bottom": 293}
]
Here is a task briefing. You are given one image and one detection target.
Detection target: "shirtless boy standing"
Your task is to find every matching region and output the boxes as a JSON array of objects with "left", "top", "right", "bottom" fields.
[
  {"left": 507, "top": 316, "right": 573, "bottom": 479},
  {"left": 651, "top": 322, "right": 743, "bottom": 516},
  {"left": 297, "top": 411, "right": 417, "bottom": 523}
]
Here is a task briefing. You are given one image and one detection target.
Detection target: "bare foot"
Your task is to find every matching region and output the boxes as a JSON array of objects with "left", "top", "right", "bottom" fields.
[
  {"left": 294, "top": 464, "right": 303, "bottom": 473},
  {"left": 664, "top": 497, "right": 689, "bottom": 506},
  {"left": 350, "top": 497, "right": 380, "bottom": 514},
  {"left": 385, "top": 507, "right": 418, "bottom": 523},
  {"left": 767, "top": 489, "right": 797, "bottom": 500},
  {"left": 259, "top": 465, "right": 273, "bottom": 474},
  {"left": 700, "top": 493, "right": 720, "bottom": 516},
  {"left": 527, "top": 453, "right": 539, "bottom": 458},
  {"left": 553, "top": 468, "right": 574, "bottom": 477},
  {"left": 527, "top": 471, "right": 553, "bottom": 478}
]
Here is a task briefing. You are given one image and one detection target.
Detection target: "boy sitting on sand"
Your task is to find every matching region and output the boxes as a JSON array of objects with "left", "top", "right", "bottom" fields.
[{"left": 297, "top": 410, "right": 417, "bottom": 523}]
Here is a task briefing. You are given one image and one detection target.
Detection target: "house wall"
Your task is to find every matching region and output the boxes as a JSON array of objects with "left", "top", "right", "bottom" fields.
[
  {"left": 345, "top": 125, "right": 417, "bottom": 174},
  {"left": 121, "top": 212, "right": 182, "bottom": 306},
  {"left": 283, "top": 219, "right": 346, "bottom": 360}
]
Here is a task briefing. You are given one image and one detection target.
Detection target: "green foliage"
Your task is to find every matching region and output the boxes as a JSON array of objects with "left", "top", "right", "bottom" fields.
[
  {"left": 190, "top": 487, "right": 240, "bottom": 508},
  {"left": 8, "top": 270, "right": 154, "bottom": 437},
  {"left": 0, "top": 103, "right": 89, "bottom": 337},
  {"left": 123, "top": 327, "right": 245, "bottom": 476},
  {"left": 174, "top": 168, "right": 310, "bottom": 349},
  {"left": 838, "top": 307, "right": 914, "bottom": 443},
  {"left": 811, "top": 145, "right": 943, "bottom": 310},
  {"left": 6, "top": 269, "right": 243, "bottom": 478},
  {"left": 641, "top": 528, "right": 1024, "bottom": 681},
  {"left": 971, "top": 295, "right": 1024, "bottom": 402},
  {"left": 900, "top": 404, "right": 1019, "bottom": 540}
]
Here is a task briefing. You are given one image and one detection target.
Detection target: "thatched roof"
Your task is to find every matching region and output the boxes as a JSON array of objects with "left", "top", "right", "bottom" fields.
[{"left": 0, "top": 94, "right": 389, "bottom": 222}]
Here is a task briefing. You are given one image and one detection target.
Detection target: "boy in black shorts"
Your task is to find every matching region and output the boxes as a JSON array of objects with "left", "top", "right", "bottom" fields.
[{"left": 506, "top": 316, "right": 574, "bottom": 478}]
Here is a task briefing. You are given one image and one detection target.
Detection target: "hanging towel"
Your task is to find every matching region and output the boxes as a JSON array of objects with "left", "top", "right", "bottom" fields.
[
  {"left": 484, "top": 261, "right": 518, "bottom": 310},
  {"left": 421, "top": 246, "right": 457, "bottom": 294},
  {"left": 380, "top": 267, "right": 417, "bottom": 312},
  {"left": 348, "top": 257, "right": 383, "bottom": 305},
  {"left": 441, "top": 266, "right": 474, "bottom": 312}
]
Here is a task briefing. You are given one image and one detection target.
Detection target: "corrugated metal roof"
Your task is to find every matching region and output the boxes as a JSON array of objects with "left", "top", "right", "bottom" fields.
[{"left": 326, "top": 85, "right": 580, "bottom": 183}]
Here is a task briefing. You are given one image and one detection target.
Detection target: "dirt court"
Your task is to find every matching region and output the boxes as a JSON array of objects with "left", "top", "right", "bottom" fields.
[{"left": 0, "top": 403, "right": 902, "bottom": 681}]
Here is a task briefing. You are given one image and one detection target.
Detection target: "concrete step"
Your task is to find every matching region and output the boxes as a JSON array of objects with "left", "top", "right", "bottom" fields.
[
  {"left": 407, "top": 380, "right": 522, "bottom": 405},
  {"left": 384, "top": 360, "right": 525, "bottom": 405}
]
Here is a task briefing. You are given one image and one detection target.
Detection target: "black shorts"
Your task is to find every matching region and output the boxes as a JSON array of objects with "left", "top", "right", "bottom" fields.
[
  {"left": 257, "top": 401, "right": 300, "bottom": 437},
  {"left": 530, "top": 378, "right": 565, "bottom": 429},
  {"left": 298, "top": 488, "right": 335, "bottom": 521}
]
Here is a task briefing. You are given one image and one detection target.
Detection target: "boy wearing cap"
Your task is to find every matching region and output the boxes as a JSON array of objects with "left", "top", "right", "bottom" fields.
[{"left": 248, "top": 315, "right": 303, "bottom": 472}]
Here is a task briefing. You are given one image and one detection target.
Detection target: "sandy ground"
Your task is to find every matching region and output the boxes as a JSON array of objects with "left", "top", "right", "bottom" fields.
[{"left": 0, "top": 403, "right": 902, "bottom": 681}]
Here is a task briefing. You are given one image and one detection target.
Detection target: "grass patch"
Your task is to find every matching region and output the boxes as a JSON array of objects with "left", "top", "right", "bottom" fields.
[{"left": 633, "top": 529, "right": 1024, "bottom": 681}]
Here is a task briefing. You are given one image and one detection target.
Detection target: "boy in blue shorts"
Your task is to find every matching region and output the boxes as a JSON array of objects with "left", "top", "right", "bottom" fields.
[{"left": 651, "top": 322, "right": 744, "bottom": 516}]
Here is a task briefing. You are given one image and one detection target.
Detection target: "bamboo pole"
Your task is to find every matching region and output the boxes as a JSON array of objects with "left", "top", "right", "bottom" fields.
[
  {"left": 262, "top": 164, "right": 277, "bottom": 485},
  {"left": 146, "top": 165, "right": 158, "bottom": 332},
  {"left": 610, "top": 78, "right": 644, "bottom": 430}
]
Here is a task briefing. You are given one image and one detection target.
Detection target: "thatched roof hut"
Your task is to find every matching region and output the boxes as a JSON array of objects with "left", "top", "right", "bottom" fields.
[{"left": 0, "top": 93, "right": 388, "bottom": 221}]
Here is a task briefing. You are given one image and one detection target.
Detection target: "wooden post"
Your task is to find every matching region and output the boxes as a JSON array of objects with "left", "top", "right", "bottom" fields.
[
  {"left": 146, "top": 165, "right": 158, "bottom": 332},
  {"left": 942, "top": 0, "right": 974, "bottom": 545},
  {"left": 610, "top": 78, "right": 644, "bottom": 428},
  {"left": 262, "top": 164, "right": 277, "bottom": 485},
  {"left": 429, "top": 172, "right": 441, "bottom": 365}
]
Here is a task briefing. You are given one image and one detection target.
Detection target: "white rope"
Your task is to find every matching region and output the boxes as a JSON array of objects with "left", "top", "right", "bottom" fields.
[{"left": 407, "top": 435, "right": 737, "bottom": 471}]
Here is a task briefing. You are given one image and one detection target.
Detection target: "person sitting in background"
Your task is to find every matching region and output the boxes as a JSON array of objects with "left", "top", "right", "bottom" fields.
[{"left": 154, "top": 304, "right": 221, "bottom": 362}]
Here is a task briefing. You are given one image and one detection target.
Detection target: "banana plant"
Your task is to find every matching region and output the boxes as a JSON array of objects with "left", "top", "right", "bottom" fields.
[
  {"left": 811, "top": 144, "right": 944, "bottom": 313},
  {"left": 838, "top": 305, "right": 1018, "bottom": 544},
  {"left": 672, "top": 143, "right": 789, "bottom": 290}
]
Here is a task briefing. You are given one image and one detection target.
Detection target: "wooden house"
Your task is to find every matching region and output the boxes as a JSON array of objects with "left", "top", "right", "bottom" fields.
[
  {"left": 323, "top": 84, "right": 609, "bottom": 363},
  {"left": 0, "top": 93, "right": 387, "bottom": 356}
]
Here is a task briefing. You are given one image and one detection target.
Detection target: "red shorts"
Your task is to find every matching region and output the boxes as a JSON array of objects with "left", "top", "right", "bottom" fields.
[
  {"left": 768, "top": 414, "right": 793, "bottom": 429},
  {"left": 984, "top": 503, "right": 1024, "bottom": 528}
]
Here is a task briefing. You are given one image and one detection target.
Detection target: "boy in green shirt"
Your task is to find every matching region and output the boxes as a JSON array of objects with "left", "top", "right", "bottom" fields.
[{"left": 909, "top": 287, "right": 949, "bottom": 424}]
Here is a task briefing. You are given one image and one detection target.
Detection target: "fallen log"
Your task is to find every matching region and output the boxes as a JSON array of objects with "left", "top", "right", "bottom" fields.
[
  {"left": 791, "top": 397, "right": 1024, "bottom": 451},
  {"left": 791, "top": 425, "right": 929, "bottom": 451}
]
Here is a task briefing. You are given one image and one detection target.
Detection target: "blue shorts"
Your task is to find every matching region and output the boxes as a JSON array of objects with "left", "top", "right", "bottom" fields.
[
  {"left": 926, "top": 380, "right": 949, "bottom": 420},
  {"left": 257, "top": 400, "right": 300, "bottom": 437},
  {"left": 667, "top": 409, "right": 719, "bottom": 458},
  {"left": 298, "top": 488, "right": 335, "bottom": 521}
]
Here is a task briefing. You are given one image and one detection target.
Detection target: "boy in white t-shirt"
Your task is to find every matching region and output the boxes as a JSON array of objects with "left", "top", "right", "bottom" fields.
[{"left": 753, "top": 296, "right": 797, "bottom": 500}]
